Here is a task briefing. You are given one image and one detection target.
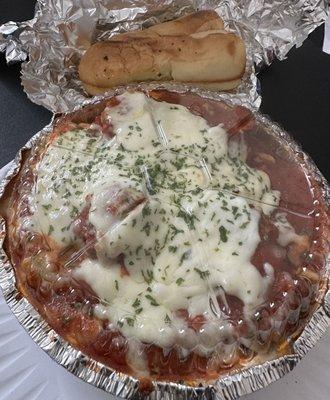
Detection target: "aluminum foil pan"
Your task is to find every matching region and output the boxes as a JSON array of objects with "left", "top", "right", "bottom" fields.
[
  {"left": 0, "top": 82, "right": 329, "bottom": 399},
  {"left": 0, "top": 0, "right": 329, "bottom": 113}
]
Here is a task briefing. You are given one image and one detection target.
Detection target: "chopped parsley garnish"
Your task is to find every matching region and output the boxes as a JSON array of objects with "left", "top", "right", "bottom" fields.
[
  {"left": 141, "top": 222, "right": 151, "bottom": 236},
  {"left": 142, "top": 205, "right": 151, "bottom": 218},
  {"left": 194, "top": 268, "right": 210, "bottom": 280},
  {"left": 135, "top": 245, "right": 142, "bottom": 255},
  {"left": 179, "top": 250, "right": 190, "bottom": 266},
  {"left": 176, "top": 277, "right": 185, "bottom": 286},
  {"left": 168, "top": 245, "right": 177, "bottom": 253},
  {"left": 142, "top": 269, "right": 154, "bottom": 284},
  {"left": 164, "top": 314, "right": 171, "bottom": 324},
  {"left": 132, "top": 298, "right": 141, "bottom": 308},
  {"left": 169, "top": 224, "right": 184, "bottom": 239},
  {"left": 219, "top": 226, "right": 229, "bottom": 242},
  {"left": 126, "top": 317, "right": 135, "bottom": 327},
  {"left": 177, "top": 209, "right": 198, "bottom": 230},
  {"left": 70, "top": 205, "right": 79, "bottom": 219},
  {"left": 145, "top": 294, "right": 159, "bottom": 306},
  {"left": 240, "top": 221, "right": 249, "bottom": 229}
]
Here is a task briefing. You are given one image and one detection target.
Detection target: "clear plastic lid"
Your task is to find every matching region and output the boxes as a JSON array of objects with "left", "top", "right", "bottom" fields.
[{"left": 11, "top": 88, "right": 329, "bottom": 381}]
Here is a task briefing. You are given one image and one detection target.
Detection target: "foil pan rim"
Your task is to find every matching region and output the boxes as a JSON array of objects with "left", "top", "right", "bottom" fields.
[{"left": 0, "top": 84, "right": 329, "bottom": 400}]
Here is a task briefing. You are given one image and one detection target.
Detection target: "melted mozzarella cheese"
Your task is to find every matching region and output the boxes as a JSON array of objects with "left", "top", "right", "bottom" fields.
[
  {"left": 29, "top": 92, "right": 282, "bottom": 365},
  {"left": 29, "top": 131, "right": 102, "bottom": 244},
  {"left": 274, "top": 212, "right": 301, "bottom": 246}
]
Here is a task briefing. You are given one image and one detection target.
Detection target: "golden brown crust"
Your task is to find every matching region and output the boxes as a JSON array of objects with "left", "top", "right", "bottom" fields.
[
  {"left": 79, "top": 34, "right": 245, "bottom": 89},
  {"left": 78, "top": 11, "right": 245, "bottom": 95}
]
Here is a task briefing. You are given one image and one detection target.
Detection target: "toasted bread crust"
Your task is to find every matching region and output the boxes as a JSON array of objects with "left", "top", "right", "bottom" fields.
[
  {"left": 79, "top": 11, "right": 246, "bottom": 95},
  {"left": 115, "top": 10, "right": 224, "bottom": 39}
]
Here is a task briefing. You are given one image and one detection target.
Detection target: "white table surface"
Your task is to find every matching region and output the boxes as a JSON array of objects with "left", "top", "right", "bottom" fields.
[{"left": 0, "top": 162, "right": 329, "bottom": 400}]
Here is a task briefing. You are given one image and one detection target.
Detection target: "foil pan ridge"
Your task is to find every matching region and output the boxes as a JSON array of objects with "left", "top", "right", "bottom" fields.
[
  {"left": 0, "top": 83, "right": 329, "bottom": 399},
  {"left": 0, "top": 0, "right": 329, "bottom": 113}
]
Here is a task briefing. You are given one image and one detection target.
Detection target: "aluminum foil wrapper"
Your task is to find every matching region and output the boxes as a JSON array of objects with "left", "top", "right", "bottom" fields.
[
  {"left": 0, "top": 0, "right": 329, "bottom": 113},
  {"left": 0, "top": 82, "right": 329, "bottom": 399}
]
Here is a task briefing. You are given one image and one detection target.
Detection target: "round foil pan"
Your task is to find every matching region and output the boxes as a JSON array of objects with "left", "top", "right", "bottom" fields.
[{"left": 0, "top": 83, "right": 329, "bottom": 400}]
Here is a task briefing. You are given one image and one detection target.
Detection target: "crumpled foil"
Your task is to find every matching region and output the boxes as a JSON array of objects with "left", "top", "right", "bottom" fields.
[
  {"left": 0, "top": 0, "right": 329, "bottom": 113},
  {"left": 0, "top": 82, "right": 329, "bottom": 400}
]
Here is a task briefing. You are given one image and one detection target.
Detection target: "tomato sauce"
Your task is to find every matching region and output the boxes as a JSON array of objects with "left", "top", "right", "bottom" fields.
[{"left": 5, "top": 90, "right": 328, "bottom": 384}]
